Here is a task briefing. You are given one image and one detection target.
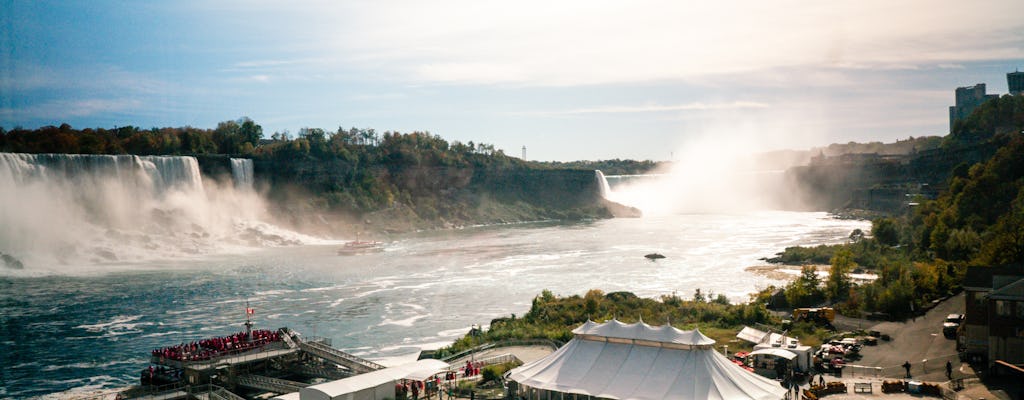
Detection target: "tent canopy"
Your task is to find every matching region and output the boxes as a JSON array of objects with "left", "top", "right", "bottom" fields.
[
  {"left": 572, "top": 319, "right": 716, "bottom": 347},
  {"left": 509, "top": 320, "right": 786, "bottom": 400}
]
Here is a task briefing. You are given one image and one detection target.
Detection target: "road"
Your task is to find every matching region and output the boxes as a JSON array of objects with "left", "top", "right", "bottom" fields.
[{"left": 850, "top": 292, "right": 963, "bottom": 381}]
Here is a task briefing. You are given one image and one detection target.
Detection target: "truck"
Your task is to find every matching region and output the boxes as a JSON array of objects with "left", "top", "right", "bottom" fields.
[{"left": 793, "top": 307, "right": 835, "bottom": 324}]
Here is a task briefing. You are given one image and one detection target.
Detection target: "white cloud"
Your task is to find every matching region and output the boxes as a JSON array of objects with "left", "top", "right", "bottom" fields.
[
  {"left": 302, "top": 0, "right": 1024, "bottom": 87},
  {"left": 1, "top": 98, "right": 142, "bottom": 120},
  {"left": 517, "top": 101, "right": 769, "bottom": 116}
]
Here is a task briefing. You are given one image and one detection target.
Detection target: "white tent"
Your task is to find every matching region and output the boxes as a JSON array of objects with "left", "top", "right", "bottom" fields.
[
  {"left": 300, "top": 359, "right": 450, "bottom": 400},
  {"left": 508, "top": 320, "right": 786, "bottom": 400}
]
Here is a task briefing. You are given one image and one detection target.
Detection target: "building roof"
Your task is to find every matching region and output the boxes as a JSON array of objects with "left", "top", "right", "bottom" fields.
[
  {"left": 748, "top": 348, "right": 797, "bottom": 360},
  {"left": 963, "top": 265, "right": 1024, "bottom": 291},
  {"left": 736, "top": 327, "right": 799, "bottom": 347},
  {"left": 300, "top": 359, "right": 449, "bottom": 400},
  {"left": 509, "top": 321, "right": 786, "bottom": 400},
  {"left": 989, "top": 278, "right": 1024, "bottom": 301}
]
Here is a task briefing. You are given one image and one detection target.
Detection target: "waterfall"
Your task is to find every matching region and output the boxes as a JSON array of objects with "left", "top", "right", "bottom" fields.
[
  {"left": 595, "top": 170, "right": 612, "bottom": 199},
  {"left": 230, "top": 158, "right": 254, "bottom": 190},
  {"left": 0, "top": 153, "right": 204, "bottom": 197},
  {"left": 0, "top": 152, "right": 316, "bottom": 270}
]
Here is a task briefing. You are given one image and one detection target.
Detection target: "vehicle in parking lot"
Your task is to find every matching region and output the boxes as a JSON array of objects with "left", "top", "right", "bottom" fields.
[{"left": 943, "top": 313, "right": 964, "bottom": 338}]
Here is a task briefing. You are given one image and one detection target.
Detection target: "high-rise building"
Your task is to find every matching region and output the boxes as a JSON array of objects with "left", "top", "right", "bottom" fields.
[
  {"left": 1009, "top": 70, "right": 1024, "bottom": 96},
  {"left": 949, "top": 83, "right": 999, "bottom": 132}
]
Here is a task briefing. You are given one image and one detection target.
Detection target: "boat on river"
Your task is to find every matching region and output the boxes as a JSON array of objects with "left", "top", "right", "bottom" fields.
[{"left": 337, "top": 240, "right": 385, "bottom": 255}]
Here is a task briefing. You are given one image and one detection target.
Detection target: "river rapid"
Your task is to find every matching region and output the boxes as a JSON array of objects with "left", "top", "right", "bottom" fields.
[{"left": 0, "top": 212, "right": 868, "bottom": 398}]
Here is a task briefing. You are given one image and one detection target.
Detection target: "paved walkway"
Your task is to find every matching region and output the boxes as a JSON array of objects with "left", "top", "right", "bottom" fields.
[{"left": 448, "top": 345, "right": 555, "bottom": 367}]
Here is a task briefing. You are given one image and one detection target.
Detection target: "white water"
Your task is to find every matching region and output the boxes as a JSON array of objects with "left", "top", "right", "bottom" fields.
[
  {"left": 230, "top": 158, "right": 254, "bottom": 190},
  {"left": 0, "top": 153, "right": 323, "bottom": 272}
]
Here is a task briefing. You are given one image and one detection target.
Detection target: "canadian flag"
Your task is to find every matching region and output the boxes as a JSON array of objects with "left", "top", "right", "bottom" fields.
[{"left": 246, "top": 307, "right": 255, "bottom": 315}]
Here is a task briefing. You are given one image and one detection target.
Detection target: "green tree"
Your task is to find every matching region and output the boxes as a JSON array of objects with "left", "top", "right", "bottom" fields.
[
  {"left": 238, "top": 117, "right": 263, "bottom": 147},
  {"left": 785, "top": 266, "right": 824, "bottom": 307},
  {"left": 826, "top": 248, "right": 854, "bottom": 302},
  {"left": 873, "top": 217, "right": 900, "bottom": 247}
]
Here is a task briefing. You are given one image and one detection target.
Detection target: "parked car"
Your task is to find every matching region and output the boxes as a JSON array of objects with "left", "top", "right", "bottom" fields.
[{"left": 943, "top": 314, "right": 964, "bottom": 338}]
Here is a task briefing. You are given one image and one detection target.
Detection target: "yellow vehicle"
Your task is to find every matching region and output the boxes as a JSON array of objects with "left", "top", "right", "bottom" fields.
[{"left": 793, "top": 307, "right": 835, "bottom": 323}]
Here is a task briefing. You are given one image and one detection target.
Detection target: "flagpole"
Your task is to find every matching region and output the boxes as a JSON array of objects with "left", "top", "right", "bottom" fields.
[{"left": 245, "top": 300, "right": 253, "bottom": 342}]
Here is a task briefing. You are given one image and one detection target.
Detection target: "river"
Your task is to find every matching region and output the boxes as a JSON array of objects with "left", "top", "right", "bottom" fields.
[{"left": 0, "top": 211, "right": 867, "bottom": 398}]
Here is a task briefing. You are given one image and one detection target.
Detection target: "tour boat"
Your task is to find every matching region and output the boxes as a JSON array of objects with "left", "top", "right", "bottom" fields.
[{"left": 337, "top": 240, "right": 385, "bottom": 255}]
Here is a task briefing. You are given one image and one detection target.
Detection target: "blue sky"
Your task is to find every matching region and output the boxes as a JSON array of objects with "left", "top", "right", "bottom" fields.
[{"left": 2, "top": 1, "right": 1023, "bottom": 161}]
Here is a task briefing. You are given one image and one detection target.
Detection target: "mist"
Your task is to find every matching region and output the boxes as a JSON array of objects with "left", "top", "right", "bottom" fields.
[
  {"left": 601, "top": 127, "right": 815, "bottom": 216},
  {"left": 0, "top": 153, "right": 325, "bottom": 273}
]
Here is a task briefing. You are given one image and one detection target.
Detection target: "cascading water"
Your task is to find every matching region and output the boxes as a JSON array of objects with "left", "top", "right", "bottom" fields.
[
  {"left": 0, "top": 153, "right": 319, "bottom": 271},
  {"left": 594, "top": 170, "right": 612, "bottom": 198},
  {"left": 230, "top": 158, "right": 254, "bottom": 190}
]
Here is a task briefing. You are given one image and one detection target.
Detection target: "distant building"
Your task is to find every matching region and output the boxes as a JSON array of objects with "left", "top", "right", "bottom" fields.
[
  {"left": 1009, "top": 70, "right": 1024, "bottom": 96},
  {"left": 949, "top": 83, "right": 999, "bottom": 132},
  {"left": 961, "top": 264, "right": 1024, "bottom": 369}
]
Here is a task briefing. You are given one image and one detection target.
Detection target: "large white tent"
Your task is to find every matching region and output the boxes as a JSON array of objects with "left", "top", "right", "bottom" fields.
[{"left": 507, "top": 320, "right": 786, "bottom": 400}]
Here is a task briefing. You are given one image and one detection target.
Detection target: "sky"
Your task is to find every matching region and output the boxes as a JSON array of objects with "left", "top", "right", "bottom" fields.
[{"left": 1, "top": 1, "right": 1023, "bottom": 161}]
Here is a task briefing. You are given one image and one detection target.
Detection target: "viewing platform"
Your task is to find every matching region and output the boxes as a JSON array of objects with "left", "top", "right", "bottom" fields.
[{"left": 132, "top": 326, "right": 384, "bottom": 399}]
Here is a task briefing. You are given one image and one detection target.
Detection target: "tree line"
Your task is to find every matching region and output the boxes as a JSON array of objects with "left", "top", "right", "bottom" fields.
[{"left": 1, "top": 119, "right": 633, "bottom": 225}]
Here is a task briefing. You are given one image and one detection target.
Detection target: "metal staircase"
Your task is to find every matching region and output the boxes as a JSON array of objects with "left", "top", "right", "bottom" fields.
[
  {"left": 286, "top": 363, "right": 354, "bottom": 380},
  {"left": 297, "top": 340, "right": 384, "bottom": 374},
  {"left": 190, "top": 385, "right": 246, "bottom": 400},
  {"left": 279, "top": 328, "right": 298, "bottom": 349},
  {"left": 235, "top": 374, "right": 308, "bottom": 394}
]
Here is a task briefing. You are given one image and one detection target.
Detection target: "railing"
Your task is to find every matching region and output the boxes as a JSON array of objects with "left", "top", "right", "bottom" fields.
[
  {"left": 298, "top": 340, "right": 384, "bottom": 373},
  {"left": 114, "top": 381, "right": 188, "bottom": 399},
  {"left": 838, "top": 352, "right": 961, "bottom": 379},
  {"left": 439, "top": 339, "right": 562, "bottom": 363},
  {"left": 472, "top": 353, "right": 518, "bottom": 367},
  {"left": 279, "top": 328, "right": 298, "bottom": 349},
  {"left": 187, "top": 384, "right": 246, "bottom": 400},
  {"left": 151, "top": 341, "right": 292, "bottom": 369},
  {"left": 236, "top": 374, "right": 307, "bottom": 393},
  {"left": 288, "top": 363, "right": 354, "bottom": 380}
]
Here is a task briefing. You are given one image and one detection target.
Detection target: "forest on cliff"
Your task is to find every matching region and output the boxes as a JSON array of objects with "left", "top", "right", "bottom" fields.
[
  {"left": 769, "top": 94, "right": 1024, "bottom": 319},
  {"left": 0, "top": 120, "right": 649, "bottom": 232}
]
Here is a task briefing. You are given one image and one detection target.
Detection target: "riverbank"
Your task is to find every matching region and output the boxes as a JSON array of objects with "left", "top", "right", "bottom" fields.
[{"left": 745, "top": 264, "right": 879, "bottom": 283}]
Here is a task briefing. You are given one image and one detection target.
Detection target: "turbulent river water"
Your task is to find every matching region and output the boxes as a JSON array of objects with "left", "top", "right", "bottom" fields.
[
  {"left": 0, "top": 153, "right": 870, "bottom": 397},
  {"left": 0, "top": 211, "right": 868, "bottom": 398}
]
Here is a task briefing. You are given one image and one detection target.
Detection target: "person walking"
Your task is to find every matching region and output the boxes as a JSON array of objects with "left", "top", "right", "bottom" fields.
[
  {"left": 946, "top": 361, "right": 953, "bottom": 380},
  {"left": 903, "top": 361, "right": 912, "bottom": 378}
]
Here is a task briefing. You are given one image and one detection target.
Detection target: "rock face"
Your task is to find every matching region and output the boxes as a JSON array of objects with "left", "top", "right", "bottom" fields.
[
  {"left": 1, "top": 252, "right": 24, "bottom": 269},
  {"left": 601, "top": 199, "right": 642, "bottom": 218},
  {"left": 252, "top": 158, "right": 631, "bottom": 231},
  {"left": 785, "top": 140, "right": 1005, "bottom": 212}
]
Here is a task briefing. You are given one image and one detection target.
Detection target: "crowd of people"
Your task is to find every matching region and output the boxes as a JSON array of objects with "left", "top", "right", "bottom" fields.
[
  {"left": 140, "top": 365, "right": 182, "bottom": 385},
  {"left": 462, "top": 360, "right": 483, "bottom": 377},
  {"left": 151, "top": 329, "right": 282, "bottom": 362}
]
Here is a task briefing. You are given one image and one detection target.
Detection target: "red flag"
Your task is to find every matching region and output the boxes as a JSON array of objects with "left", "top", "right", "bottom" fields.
[{"left": 246, "top": 307, "right": 255, "bottom": 315}]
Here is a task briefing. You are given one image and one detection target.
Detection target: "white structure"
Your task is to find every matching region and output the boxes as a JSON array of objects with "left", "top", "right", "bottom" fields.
[
  {"left": 737, "top": 327, "right": 813, "bottom": 372},
  {"left": 507, "top": 320, "right": 786, "bottom": 400},
  {"left": 294, "top": 359, "right": 449, "bottom": 400}
]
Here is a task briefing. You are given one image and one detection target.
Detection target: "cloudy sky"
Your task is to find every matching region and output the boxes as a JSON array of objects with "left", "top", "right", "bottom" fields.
[{"left": 2, "top": 1, "right": 1023, "bottom": 161}]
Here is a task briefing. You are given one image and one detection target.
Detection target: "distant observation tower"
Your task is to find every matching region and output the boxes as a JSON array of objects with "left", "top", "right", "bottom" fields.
[
  {"left": 522, "top": 145, "right": 527, "bottom": 160},
  {"left": 1009, "top": 70, "right": 1024, "bottom": 96}
]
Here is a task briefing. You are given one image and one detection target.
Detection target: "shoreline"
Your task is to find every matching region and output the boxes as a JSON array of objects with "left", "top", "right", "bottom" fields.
[{"left": 745, "top": 264, "right": 879, "bottom": 283}]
